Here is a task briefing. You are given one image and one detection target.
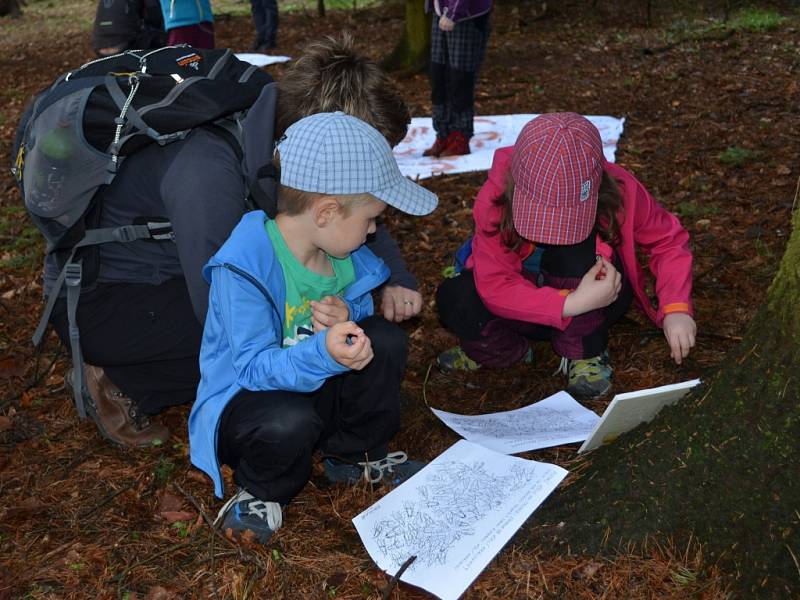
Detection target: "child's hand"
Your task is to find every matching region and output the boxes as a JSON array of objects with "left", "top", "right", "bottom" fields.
[
  {"left": 663, "top": 313, "right": 696, "bottom": 364},
  {"left": 380, "top": 285, "right": 423, "bottom": 322},
  {"left": 311, "top": 296, "right": 349, "bottom": 332},
  {"left": 439, "top": 15, "right": 455, "bottom": 31},
  {"left": 326, "top": 321, "right": 374, "bottom": 370},
  {"left": 562, "top": 258, "right": 622, "bottom": 317}
]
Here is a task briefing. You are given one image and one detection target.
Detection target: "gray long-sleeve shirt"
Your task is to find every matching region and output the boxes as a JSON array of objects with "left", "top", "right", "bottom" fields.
[{"left": 43, "top": 127, "right": 417, "bottom": 324}]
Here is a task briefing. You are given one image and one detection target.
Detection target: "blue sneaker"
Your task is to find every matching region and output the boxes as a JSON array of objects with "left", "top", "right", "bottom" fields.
[
  {"left": 214, "top": 488, "right": 282, "bottom": 544},
  {"left": 323, "top": 451, "right": 426, "bottom": 485}
]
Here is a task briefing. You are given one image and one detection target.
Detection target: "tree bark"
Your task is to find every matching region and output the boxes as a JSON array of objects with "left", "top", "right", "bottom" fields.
[
  {"left": 527, "top": 201, "right": 800, "bottom": 598},
  {"left": 381, "top": 0, "right": 431, "bottom": 73}
]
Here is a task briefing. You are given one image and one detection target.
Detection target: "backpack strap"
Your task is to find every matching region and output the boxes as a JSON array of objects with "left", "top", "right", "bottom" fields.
[{"left": 32, "top": 221, "right": 173, "bottom": 419}]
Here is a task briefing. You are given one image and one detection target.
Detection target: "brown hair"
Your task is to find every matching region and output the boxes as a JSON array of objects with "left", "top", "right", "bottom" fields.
[
  {"left": 492, "top": 170, "right": 624, "bottom": 250},
  {"left": 276, "top": 33, "right": 410, "bottom": 147}
]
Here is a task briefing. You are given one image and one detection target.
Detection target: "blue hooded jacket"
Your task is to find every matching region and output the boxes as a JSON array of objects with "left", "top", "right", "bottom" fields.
[{"left": 189, "top": 211, "right": 390, "bottom": 498}]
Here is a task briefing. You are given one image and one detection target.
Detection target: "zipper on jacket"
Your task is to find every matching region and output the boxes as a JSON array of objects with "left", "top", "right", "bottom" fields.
[{"left": 222, "top": 262, "right": 280, "bottom": 314}]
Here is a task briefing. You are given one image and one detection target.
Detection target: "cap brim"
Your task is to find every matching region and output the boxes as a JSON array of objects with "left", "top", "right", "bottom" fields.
[{"left": 372, "top": 173, "right": 438, "bottom": 216}]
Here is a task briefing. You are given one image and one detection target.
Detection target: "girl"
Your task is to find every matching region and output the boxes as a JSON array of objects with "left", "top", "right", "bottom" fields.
[{"left": 436, "top": 112, "right": 696, "bottom": 399}]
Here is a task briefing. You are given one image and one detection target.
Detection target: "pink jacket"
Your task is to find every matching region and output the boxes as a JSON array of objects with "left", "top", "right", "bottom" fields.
[{"left": 467, "top": 147, "right": 693, "bottom": 330}]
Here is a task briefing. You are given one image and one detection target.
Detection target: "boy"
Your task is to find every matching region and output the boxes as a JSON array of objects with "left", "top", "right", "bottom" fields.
[{"left": 188, "top": 112, "right": 438, "bottom": 543}]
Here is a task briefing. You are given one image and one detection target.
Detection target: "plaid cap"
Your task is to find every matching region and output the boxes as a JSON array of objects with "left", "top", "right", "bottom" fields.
[
  {"left": 511, "top": 113, "right": 604, "bottom": 245},
  {"left": 277, "top": 112, "right": 437, "bottom": 216}
]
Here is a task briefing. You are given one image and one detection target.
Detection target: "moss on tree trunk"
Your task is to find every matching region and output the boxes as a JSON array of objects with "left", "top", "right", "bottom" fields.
[
  {"left": 526, "top": 204, "right": 800, "bottom": 597},
  {"left": 381, "top": 0, "right": 431, "bottom": 73}
]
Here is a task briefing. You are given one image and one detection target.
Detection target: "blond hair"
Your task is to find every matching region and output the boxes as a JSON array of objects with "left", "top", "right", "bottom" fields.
[{"left": 276, "top": 33, "right": 410, "bottom": 147}]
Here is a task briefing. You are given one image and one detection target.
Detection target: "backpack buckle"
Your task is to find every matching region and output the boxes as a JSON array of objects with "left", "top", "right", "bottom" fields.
[{"left": 64, "top": 262, "right": 83, "bottom": 287}]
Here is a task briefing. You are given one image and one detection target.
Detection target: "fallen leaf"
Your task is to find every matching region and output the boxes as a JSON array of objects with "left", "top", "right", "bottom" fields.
[
  {"left": 0, "top": 416, "right": 12, "bottom": 432},
  {"left": 157, "top": 491, "right": 183, "bottom": 514},
  {"left": 5, "top": 496, "right": 47, "bottom": 519},
  {"left": 776, "top": 165, "right": 791, "bottom": 176},
  {"left": 144, "top": 586, "right": 177, "bottom": 600},
  {"left": 0, "top": 357, "right": 25, "bottom": 379},
  {"left": 161, "top": 510, "right": 196, "bottom": 524}
]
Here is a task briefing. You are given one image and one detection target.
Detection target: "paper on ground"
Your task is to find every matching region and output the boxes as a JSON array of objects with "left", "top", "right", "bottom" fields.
[
  {"left": 353, "top": 440, "right": 567, "bottom": 600},
  {"left": 431, "top": 391, "right": 600, "bottom": 454},
  {"left": 234, "top": 53, "right": 291, "bottom": 67},
  {"left": 394, "top": 114, "right": 625, "bottom": 181},
  {"left": 578, "top": 379, "right": 701, "bottom": 453}
]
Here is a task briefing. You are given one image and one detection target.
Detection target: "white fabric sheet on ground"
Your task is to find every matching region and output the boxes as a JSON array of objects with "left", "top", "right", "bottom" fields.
[
  {"left": 394, "top": 114, "right": 625, "bottom": 181},
  {"left": 578, "top": 379, "right": 702, "bottom": 453},
  {"left": 234, "top": 53, "right": 291, "bottom": 67},
  {"left": 431, "top": 391, "right": 600, "bottom": 455},
  {"left": 354, "top": 440, "right": 567, "bottom": 600}
]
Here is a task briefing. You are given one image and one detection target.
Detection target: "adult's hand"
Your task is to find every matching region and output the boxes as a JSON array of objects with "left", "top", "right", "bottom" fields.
[
  {"left": 439, "top": 15, "right": 456, "bottom": 31},
  {"left": 380, "top": 285, "right": 423, "bottom": 322}
]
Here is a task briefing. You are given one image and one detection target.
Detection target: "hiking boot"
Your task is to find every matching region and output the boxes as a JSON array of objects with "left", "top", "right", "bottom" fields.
[
  {"left": 323, "top": 451, "right": 426, "bottom": 485},
  {"left": 423, "top": 136, "right": 446, "bottom": 157},
  {"left": 560, "top": 351, "right": 613, "bottom": 399},
  {"left": 215, "top": 488, "right": 282, "bottom": 544},
  {"left": 439, "top": 131, "right": 471, "bottom": 157},
  {"left": 437, "top": 346, "right": 480, "bottom": 372},
  {"left": 69, "top": 365, "right": 170, "bottom": 448}
]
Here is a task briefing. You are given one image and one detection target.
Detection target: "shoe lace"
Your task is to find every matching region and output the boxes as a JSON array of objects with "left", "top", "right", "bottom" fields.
[
  {"left": 121, "top": 393, "right": 151, "bottom": 431},
  {"left": 214, "top": 489, "right": 282, "bottom": 530},
  {"left": 552, "top": 356, "right": 569, "bottom": 377},
  {"left": 360, "top": 451, "right": 409, "bottom": 484}
]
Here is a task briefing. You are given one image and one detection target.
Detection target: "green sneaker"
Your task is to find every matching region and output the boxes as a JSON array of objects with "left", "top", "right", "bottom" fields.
[
  {"left": 437, "top": 346, "right": 480, "bottom": 372},
  {"left": 563, "top": 351, "right": 613, "bottom": 399}
]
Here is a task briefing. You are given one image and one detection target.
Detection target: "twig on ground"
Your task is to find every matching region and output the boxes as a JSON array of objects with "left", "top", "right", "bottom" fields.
[
  {"left": 422, "top": 363, "right": 433, "bottom": 407},
  {"left": 78, "top": 481, "right": 134, "bottom": 519},
  {"left": 381, "top": 555, "right": 416, "bottom": 600}
]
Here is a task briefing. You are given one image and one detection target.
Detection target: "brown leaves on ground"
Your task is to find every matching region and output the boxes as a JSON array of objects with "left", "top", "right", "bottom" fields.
[{"left": 1, "top": 0, "right": 798, "bottom": 598}]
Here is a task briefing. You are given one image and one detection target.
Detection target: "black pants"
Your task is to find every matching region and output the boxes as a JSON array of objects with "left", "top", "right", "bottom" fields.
[
  {"left": 50, "top": 280, "right": 202, "bottom": 415},
  {"left": 216, "top": 316, "right": 407, "bottom": 504},
  {"left": 437, "top": 236, "right": 634, "bottom": 363}
]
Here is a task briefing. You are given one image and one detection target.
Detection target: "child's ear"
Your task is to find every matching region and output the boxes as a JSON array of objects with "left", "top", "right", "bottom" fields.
[{"left": 312, "top": 196, "right": 341, "bottom": 227}]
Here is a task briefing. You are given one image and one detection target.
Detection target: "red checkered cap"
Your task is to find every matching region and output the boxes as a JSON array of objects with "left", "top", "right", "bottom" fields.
[{"left": 511, "top": 113, "right": 604, "bottom": 245}]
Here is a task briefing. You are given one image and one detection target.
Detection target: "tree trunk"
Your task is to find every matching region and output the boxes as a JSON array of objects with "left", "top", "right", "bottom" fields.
[
  {"left": 317, "top": 0, "right": 325, "bottom": 18},
  {"left": 381, "top": 0, "right": 431, "bottom": 73},
  {"left": 527, "top": 202, "right": 800, "bottom": 597}
]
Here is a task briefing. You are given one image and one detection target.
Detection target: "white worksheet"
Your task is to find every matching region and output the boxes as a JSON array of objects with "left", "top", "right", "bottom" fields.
[
  {"left": 432, "top": 391, "right": 600, "bottom": 454},
  {"left": 234, "top": 53, "right": 291, "bottom": 67},
  {"left": 353, "top": 440, "right": 567, "bottom": 600},
  {"left": 394, "top": 114, "right": 625, "bottom": 180},
  {"left": 578, "top": 379, "right": 702, "bottom": 453}
]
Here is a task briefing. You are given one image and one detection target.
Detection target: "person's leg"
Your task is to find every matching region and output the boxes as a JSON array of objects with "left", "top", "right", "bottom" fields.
[
  {"left": 317, "top": 316, "right": 405, "bottom": 461},
  {"left": 262, "top": 0, "right": 278, "bottom": 48},
  {"left": 217, "top": 388, "right": 324, "bottom": 504},
  {"left": 50, "top": 279, "right": 202, "bottom": 415},
  {"left": 436, "top": 270, "right": 546, "bottom": 369},
  {"left": 427, "top": 18, "right": 450, "bottom": 156},
  {"left": 166, "top": 21, "right": 215, "bottom": 48},
  {"left": 441, "top": 13, "right": 491, "bottom": 153},
  {"left": 249, "top": 0, "right": 267, "bottom": 48}
]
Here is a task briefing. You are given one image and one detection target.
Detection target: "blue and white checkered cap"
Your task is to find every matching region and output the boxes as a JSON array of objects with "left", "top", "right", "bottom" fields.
[{"left": 277, "top": 112, "right": 437, "bottom": 216}]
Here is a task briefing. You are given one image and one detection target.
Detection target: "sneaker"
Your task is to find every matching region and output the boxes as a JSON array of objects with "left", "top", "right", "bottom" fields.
[
  {"left": 560, "top": 351, "right": 613, "bottom": 399},
  {"left": 439, "top": 131, "right": 470, "bottom": 157},
  {"left": 67, "top": 366, "right": 170, "bottom": 448},
  {"left": 437, "top": 346, "right": 532, "bottom": 372},
  {"left": 215, "top": 488, "right": 282, "bottom": 544},
  {"left": 423, "top": 136, "right": 446, "bottom": 157},
  {"left": 437, "top": 346, "right": 480, "bottom": 372},
  {"left": 323, "top": 451, "right": 426, "bottom": 485}
]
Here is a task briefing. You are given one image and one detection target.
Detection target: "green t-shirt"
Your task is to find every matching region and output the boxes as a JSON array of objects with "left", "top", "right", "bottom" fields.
[{"left": 265, "top": 219, "right": 356, "bottom": 347}]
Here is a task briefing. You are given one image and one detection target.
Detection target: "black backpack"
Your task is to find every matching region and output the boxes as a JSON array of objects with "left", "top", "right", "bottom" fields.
[
  {"left": 12, "top": 46, "right": 274, "bottom": 419},
  {"left": 92, "top": 0, "right": 166, "bottom": 55}
]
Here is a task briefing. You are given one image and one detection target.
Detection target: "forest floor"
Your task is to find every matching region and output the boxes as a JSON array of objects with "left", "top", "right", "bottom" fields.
[{"left": 1, "top": 0, "right": 799, "bottom": 598}]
